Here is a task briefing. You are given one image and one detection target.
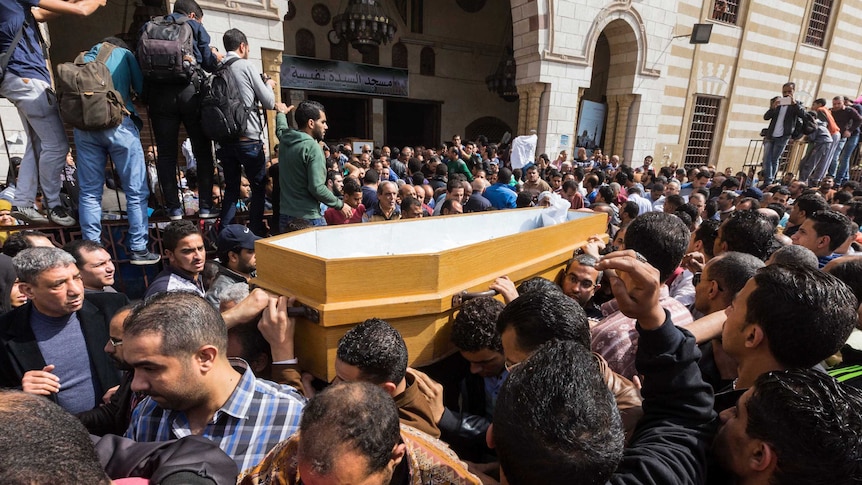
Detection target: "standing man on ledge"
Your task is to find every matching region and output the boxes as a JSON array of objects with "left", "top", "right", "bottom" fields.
[{"left": 277, "top": 101, "right": 351, "bottom": 230}]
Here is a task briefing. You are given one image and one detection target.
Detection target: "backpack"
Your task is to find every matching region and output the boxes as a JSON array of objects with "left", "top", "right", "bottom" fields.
[
  {"left": 791, "top": 109, "right": 817, "bottom": 139},
  {"left": 137, "top": 15, "right": 196, "bottom": 83},
  {"left": 199, "top": 57, "right": 253, "bottom": 143},
  {"left": 55, "top": 44, "right": 128, "bottom": 131}
]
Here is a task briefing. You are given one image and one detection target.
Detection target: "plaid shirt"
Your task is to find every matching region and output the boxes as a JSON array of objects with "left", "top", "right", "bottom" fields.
[
  {"left": 591, "top": 286, "right": 694, "bottom": 379},
  {"left": 125, "top": 359, "right": 305, "bottom": 472}
]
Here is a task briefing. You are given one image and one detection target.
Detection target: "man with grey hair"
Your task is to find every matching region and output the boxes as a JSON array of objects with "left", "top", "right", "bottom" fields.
[{"left": 0, "top": 247, "right": 128, "bottom": 413}]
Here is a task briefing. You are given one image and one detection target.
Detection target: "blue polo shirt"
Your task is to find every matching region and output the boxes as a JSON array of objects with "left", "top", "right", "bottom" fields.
[{"left": 0, "top": 0, "right": 50, "bottom": 83}]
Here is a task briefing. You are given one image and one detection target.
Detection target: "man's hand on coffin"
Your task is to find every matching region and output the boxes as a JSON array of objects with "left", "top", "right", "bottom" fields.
[
  {"left": 222, "top": 288, "right": 271, "bottom": 328},
  {"left": 595, "top": 250, "right": 665, "bottom": 330},
  {"left": 410, "top": 368, "right": 445, "bottom": 423},
  {"left": 258, "top": 295, "right": 297, "bottom": 362},
  {"left": 582, "top": 234, "right": 606, "bottom": 259},
  {"left": 681, "top": 251, "right": 706, "bottom": 274},
  {"left": 489, "top": 276, "right": 518, "bottom": 304}
]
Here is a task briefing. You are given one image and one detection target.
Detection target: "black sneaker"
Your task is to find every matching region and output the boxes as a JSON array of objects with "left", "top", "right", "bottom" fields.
[
  {"left": 129, "top": 250, "right": 161, "bottom": 265},
  {"left": 48, "top": 206, "right": 76, "bottom": 226}
]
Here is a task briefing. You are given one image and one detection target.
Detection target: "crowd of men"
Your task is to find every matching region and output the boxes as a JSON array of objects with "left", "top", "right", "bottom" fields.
[{"left": 2, "top": 2, "right": 862, "bottom": 483}]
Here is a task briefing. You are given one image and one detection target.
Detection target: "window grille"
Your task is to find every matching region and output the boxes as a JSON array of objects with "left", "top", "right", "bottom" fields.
[{"left": 684, "top": 96, "right": 721, "bottom": 169}]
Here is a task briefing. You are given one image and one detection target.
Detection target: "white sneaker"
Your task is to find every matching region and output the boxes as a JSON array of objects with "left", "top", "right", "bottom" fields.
[
  {"left": 11, "top": 206, "right": 48, "bottom": 224},
  {"left": 48, "top": 206, "right": 76, "bottom": 227}
]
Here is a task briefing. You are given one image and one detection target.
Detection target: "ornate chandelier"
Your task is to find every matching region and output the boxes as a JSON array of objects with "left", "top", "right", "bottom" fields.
[
  {"left": 332, "top": 0, "right": 397, "bottom": 54},
  {"left": 486, "top": 48, "right": 518, "bottom": 102}
]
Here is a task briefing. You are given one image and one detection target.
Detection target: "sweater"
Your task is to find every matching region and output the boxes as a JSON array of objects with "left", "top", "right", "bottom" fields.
[{"left": 277, "top": 113, "right": 342, "bottom": 219}]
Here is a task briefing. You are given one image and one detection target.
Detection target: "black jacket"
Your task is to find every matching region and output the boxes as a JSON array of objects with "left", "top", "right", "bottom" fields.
[
  {"left": 609, "top": 313, "right": 717, "bottom": 484},
  {"left": 78, "top": 369, "right": 135, "bottom": 436},
  {"left": 0, "top": 292, "right": 129, "bottom": 408}
]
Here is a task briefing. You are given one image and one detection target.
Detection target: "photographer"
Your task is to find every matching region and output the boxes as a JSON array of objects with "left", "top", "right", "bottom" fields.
[{"left": 761, "top": 82, "right": 803, "bottom": 185}]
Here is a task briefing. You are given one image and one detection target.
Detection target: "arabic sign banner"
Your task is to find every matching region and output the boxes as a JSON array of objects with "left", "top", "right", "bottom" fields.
[{"left": 281, "top": 55, "right": 409, "bottom": 97}]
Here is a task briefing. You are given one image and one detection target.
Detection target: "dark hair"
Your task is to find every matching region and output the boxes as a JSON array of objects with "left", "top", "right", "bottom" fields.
[
  {"left": 173, "top": 0, "right": 203, "bottom": 18},
  {"left": 337, "top": 318, "right": 408, "bottom": 385},
  {"left": 664, "top": 194, "right": 685, "bottom": 212},
  {"left": 621, "top": 201, "right": 639, "bottom": 220},
  {"left": 597, "top": 186, "right": 615, "bottom": 204},
  {"left": 295, "top": 100, "right": 325, "bottom": 130},
  {"left": 765, "top": 203, "right": 786, "bottom": 220},
  {"left": 341, "top": 177, "right": 360, "bottom": 196},
  {"left": 62, "top": 239, "right": 105, "bottom": 269},
  {"left": 824, "top": 256, "right": 862, "bottom": 305},
  {"left": 497, "top": 167, "right": 513, "bottom": 185},
  {"left": 747, "top": 265, "right": 857, "bottom": 368},
  {"left": 127, "top": 292, "right": 228, "bottom": 356},
  {"left": 708, "top": 251, "right": 764, "bottom": 297},
  {"left": 718, "top": 211, "right": 774, "bottom": 261},
  {"left": 844, "top": 201, "right": 862, "bottom": 223},
  {"left": 834, "top": 190, "right": 853, "bottom": 205},
  {"left": 407, "top": 157, "right": 422, "bottom": 175},
  {"left": 400, "top": 196, "right": 422, "bottom": 213},
  {"left": 446, "top": 178, "right": 463, "bottom": 193},
  {"left": 0, "top": 391, "right": 109, "bottom": 484},
  {"left": 808, "top": 210, "right": 853, "bottom": 252},
  {"left": 768, "top": 245, "right": 818, "bottom": 269},
  {"left": 675, "top": 203, "right": 699, "bottom": 225},
  {"left": 162, "top": 220, "right": 202, "bottom": 252},
  {"left": 2, "top": 230, "right": 51, "bottom": 257},
  {"left": 624, "top": 212, "right": 689, "bottom": 281},
  {"left": 298, "top": 382, "right": 401, "bottom": 477},
  {"left": 494, "top": 340, "right": 623, "bottom": 484},
  {"left": 100, "top": 36, "right": 129, "bottom": 50},
  {"left": 744, "top": 369, "right": 862, "bottom": 484},
  {"left": 496, "top": 289, "right": 590, "bottom": 353},
  {"left": 227, "top": 323, "right": 271, "bottom": 370},
  {"left": 794, "top": 193, "right": 829, "bottom": 219},
  {"left": 363, "top": 168, "right": 379, "bottom": 185},
  {"left": 516, "top": 276, "right": 561, "bottom": 296},
  {"left": 223, "top": 28, "right": 247, "bottom": 52},
  {"left": 451, "top": 297, "right": 504, "bottom": 353}
]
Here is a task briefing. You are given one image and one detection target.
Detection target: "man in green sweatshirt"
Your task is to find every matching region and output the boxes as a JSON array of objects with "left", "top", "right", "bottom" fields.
[{"left": 276, "top": 101, "right": 351, "bottom": 230}]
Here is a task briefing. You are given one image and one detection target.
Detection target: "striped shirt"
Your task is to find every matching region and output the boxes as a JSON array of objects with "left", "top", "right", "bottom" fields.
[
  {"left": 125, "top": 359, "right": 305, "bottom": 472},
  {"left": 591, "top": 286, "right": 694, "bottom": 379}
]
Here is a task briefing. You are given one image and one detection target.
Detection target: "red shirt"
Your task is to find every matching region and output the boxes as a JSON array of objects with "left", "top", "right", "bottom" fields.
[{"left": 324, "top": 204, "right": 366, "bottom": 224}]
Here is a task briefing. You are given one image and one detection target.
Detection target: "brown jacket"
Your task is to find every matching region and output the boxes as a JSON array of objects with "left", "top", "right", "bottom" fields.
[{"left": 596, "top": 352, "right": 644, "bottom": 438}]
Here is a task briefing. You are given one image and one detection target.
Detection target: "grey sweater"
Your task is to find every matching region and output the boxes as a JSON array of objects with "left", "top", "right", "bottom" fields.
[{"left": 223, "top": 52, "right": 276, "bottom": 140}]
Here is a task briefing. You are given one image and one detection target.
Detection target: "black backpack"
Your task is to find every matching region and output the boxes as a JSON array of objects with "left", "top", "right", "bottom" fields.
[
  {"left": 795, "top": 110, "right": 819, "bottom": 138},
  {"left": 137, "top": 15, "right": 196, "bottom": 83},
  {"left": 199, "top": 57, "right": 252, "bottom": 143}
]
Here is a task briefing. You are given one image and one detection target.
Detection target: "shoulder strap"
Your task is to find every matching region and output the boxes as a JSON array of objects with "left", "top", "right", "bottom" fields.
[
  {"left": 0, "top": 8, "right": 35, "bottom": 73},
  {"left": 94, "top": 43, "right": 116, "bottom": 64},
  {"left": 222, "top": 56, "right": 242, "bottom": 69}
]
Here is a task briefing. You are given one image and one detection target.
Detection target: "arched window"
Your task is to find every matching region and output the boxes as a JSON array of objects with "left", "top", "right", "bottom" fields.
[
  {"left": 296, "top": 29, "right": 315, "bottom": 57},
  {"left": 420, "top": 46, "right": 435, "bottom": 76},
  {"left": 391, "top": 42, "right": 408, "bottom": 69}
]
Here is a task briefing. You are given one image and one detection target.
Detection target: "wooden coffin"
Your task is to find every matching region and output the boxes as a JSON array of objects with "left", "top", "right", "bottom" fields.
[{"left": 253, "top": 208, "right": 607, "bottom": 380}]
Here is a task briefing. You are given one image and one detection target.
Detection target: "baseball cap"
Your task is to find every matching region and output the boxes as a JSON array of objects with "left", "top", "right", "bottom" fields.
[{"left": 217, "top": 224, "right": 261, "bottom": 252}]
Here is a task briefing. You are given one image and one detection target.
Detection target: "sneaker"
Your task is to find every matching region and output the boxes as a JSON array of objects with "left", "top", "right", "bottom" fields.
[
  {"left": 48, "top": 206, "right": 76, "bottom": 227},
  {"left": 198, "top": 208, "right": 217, "bottom": 219},
  {"left": 11, "top": 206, "right": 48, "bottom": 224},
  {"left": 129, "top": 250, "right": 161, "bottom": 265},
  {"left": 168, "top": 208, "right": 184, "bottom": 220}
]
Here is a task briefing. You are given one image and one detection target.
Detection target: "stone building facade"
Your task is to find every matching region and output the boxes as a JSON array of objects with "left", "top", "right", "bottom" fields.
[{"left": 1, "top": 0, "right": 860, "bottom": 179}]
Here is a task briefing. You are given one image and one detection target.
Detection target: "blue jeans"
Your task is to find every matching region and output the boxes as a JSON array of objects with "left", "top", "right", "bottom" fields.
[
  {"left": 836, "top": 132, "right": 860, "bottom": 183},
  {"left": 827, "top": 137, "right": 847, "bottom": 177},
  {"left": 74, "top": 116, "right": 150, "bottom": 251},
  {"left": 217, "top": 140, "right": 266, "bottom": 236},
  {"left": 279, "top": 214, "right": 325, "bottom": 233},
  {"left": 761, "top": 134, "right": 791, "bottom": 184},
  {"left": 0, "top": 75, "right": 68, "bottom": 208}
]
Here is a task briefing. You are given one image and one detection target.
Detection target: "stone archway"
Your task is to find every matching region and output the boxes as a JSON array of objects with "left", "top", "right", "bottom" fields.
[{"left": 595, "top": 18, "right": 640, "bottom": 160}]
